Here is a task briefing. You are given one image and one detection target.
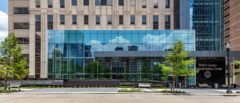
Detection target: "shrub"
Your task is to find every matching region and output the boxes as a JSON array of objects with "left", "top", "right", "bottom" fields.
[
  {"left": 74, "top": 86, "right": 76, "bottom": 88},
  {"left": 237, "top": 91, "right": 239, "bottom": 93},
  {"left": 118, "top": 89, "right": 141, "bottom": 92}
]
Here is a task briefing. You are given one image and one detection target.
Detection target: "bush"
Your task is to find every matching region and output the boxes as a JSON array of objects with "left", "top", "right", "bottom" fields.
[
  {"left": 237, "top": 91, "right": 239, "bottom": 93},
  {"left": 161, "top": 90, "right": 185, "bottom": 93},
  {"left": 118, "top": 89, "right": 141, "bottom": 92},
  {"left": 151, "top": 87, "right": 168, "bottom": 89},
  {"left": 118, "top": 86, "right": 135, "bottom": 88}
]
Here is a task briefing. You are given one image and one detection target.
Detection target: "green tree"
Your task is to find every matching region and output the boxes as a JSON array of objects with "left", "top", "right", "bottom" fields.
[
  {"left": 158, "top": 40, "right": 198, "bottom": 91},
  {"left": 85, "top": 62, "right": 103, "bottom": 79},
  {"left": 0, "top": 33, "right": 29, "bottom": 90},
  {"left": 234, "top": 60, "right": 240, "bottom": 77}
]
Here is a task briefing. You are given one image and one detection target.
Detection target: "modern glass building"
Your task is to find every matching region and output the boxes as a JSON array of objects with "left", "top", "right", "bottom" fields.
[
  {"left": 175, "top": 0, "right": 224, "bottom": 51},
  {"left": 47, "top": 30, "right": 195, "bottom": 84}
]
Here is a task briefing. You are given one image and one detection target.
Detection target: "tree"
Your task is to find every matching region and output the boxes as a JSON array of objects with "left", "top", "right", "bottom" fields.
[
  {"left": 158, "top": 39, "right": 198, "bottom": 91},
  {"left": 0, "top": 33, "right": 29, "bottom": 90},
  {"left": 234, "top": 60, "right": 240, "bottom": 77}
]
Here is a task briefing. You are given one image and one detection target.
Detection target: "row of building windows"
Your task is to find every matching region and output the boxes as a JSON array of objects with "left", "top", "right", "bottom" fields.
[
  {"left": 35, "top": 0, "right": 170, "bottom": 9},
  {"left": 59, "top": 15, "right": 170, "bottom": 29},
  {"left": 17, "top": 38, "right": 29, "bottom": 44},
  {"left": 14, "top": 15, "right": 170, "bottom": 30},
  {"left": 14, "top": 8, "right": 29, "bottom": 14}
]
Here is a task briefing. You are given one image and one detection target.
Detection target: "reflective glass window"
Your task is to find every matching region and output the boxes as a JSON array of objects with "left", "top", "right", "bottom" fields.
[
  {"left": 96, "top": 0, "right": 101, "bottom": 5},
  {"left": 60, "top": 15, "right": 65, "bottom": 24},
  {"left": 98, "top": 33, "right": 104, "bottom": 43},
  {"left": 130, "top": 0, "right": 135, "bottom": 6},
  {"left": 174, "top": 34, "right": 181, "bottom": 41},
  {"left": 84, "top": 34, "right": 91, "bottom": 43},
  {"left": 84, "top": 0, "right": 89, "bottom": 5},
  {"left": 107, "top": 15, "right": 112, "bottom": 25},
  {"left": 48, "top": 15, "right": 53, "bottom": 30},
  {"left": 36, "top": 0, "right": 40, "bottom": 8},
  {"left": 77, "top": 33, "right": 84, "bottom": 43},
  {"left": 132, "top": 34, "right": 138, "bottom": 43},
  {"left": 84, "top": 15, "right": 88, "bottom": 25},
  {"left": 142, "top": 0, "right": 146, "bottom": 8},
  {"left": 165, "top": 15, "right": 170, "bottom": 29},
  {"left": 139, "top": 34, "right": 146, "bottom": 43},
  {"left": 166, "top": 33, "right": 174, "bottom": 43},
  {"left": 125, "top": 34, "right": 132, "bottom": 43},
  {"left": 107, "top": 0, "right": 112, "bottom": 6},
  {"left": 166, "top": 0, "right": 170, "bottom": 8},
  {"left": 153, "top": 15, "right": 158, "bottom": 30},
  {"left": 153, "top": 0, "right": 158, "bottom": 8},
  {"left": 69, "top": 34, "right": 77, "bottom": 43},
  {"left": 131, "top": 15, "right": 135, "bottom": 25},
  {"left": 119, "top": 0, "right": 124, "bottom": 6},
  {"left": 181, "top": 34, "right": 188, "bottom": 43},
  {"left": 119, "top": 15, "right": 123, "bottom": 25},
  {"left": 72, "top": 15, "right": 77, "bottom": 24},
  {"left": 111, "top": 34, "right": 118, "bottom": 43},
  {"left": 142, "top": 15, "right": 146, "bottom": 25},
  {"left": 62, "top": 33, "right": 69, "bottom": 43},
  {"left": 118, "top": 33, "right": 125, "bottom": 43},
  {"left": 60, "top": 0, "right": 65, "bottom": 8},
  {"left": 72, "top": 0, "right": 77, "bottom": 5},
  {"left": 96, "top": 15, "right": 100, "bottom": 25},
  {"left": 54, "top": 33, "right": 61, "bottom": 43},
  {"left": 48, "top": 0, "right": 53, "bottom": 8},
  {"left": 105, "top": 34, "right": 111, "bottom": 43}
]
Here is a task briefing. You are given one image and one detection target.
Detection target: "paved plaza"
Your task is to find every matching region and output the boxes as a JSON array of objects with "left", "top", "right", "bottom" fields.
[
  {"left": 10, "top": 88, "right": 240, "bottom": 96},
  {"left": 0, "top": 94, "right": 240, "bottom": 103}
]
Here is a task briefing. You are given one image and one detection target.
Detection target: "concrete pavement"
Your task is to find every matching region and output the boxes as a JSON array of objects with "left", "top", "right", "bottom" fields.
[{"left": 0, "top": 94, "right": 240, "bottom": 103}]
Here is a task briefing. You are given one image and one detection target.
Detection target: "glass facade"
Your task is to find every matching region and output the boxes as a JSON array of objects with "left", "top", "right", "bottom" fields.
[
  {"left": 190, "top": 0, "right": 224, "bottom": 51},
  {"left": 47, "top": 30, "right": 195, "bottom": 82}
]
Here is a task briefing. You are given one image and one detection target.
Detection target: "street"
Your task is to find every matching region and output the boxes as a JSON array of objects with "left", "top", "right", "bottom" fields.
[{"left": 0, "top": 94, "right": 239, "bottom": 103}]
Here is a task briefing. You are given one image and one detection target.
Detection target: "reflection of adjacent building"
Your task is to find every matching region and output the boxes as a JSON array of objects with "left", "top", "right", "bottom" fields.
[
  {"left": 115, "top": 47, "right": 124, "bottom": 51},
  {"left": 128, "top": 45, "right": 138, "bottom": 51}
]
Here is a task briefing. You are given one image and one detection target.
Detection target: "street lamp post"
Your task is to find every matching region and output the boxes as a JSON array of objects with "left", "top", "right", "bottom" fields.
[{"left": 226, "top": 43, "right": 232, "bottom": 94}]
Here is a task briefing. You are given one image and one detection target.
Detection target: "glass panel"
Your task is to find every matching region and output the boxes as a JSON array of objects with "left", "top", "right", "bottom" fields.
[
  {"left": 60, "top": 15, "right": 65, "bottom": 22},
  {"left": 72, "top": 15, "right": 77, "bottom": 22},
  {"left": 96, "top": 0, "right": 101, "bottom": 5},
  {"left": 152, "top": 43, "right": 160, "bottom": 51},
  {"left": 142, "top": 0, "right": 146, "bottom": 6},
  {"left": 139, "top": 34, "right": 146, "bottom": 43},
  {"left": 48, "top": 15, "right": 53, "bottom": 22},
  {"left": 48, "top": 33, "right": 54, "bottom": 43},
  {"left": 107, "top": 0, "right": 112, "bottom": 6},
  {"left": 69, "top": 34, "right": 77, "bottom": 43},
  {"left": 152, "top": 33, "right": 159, "bottom": 43},
  {"left": 130, "top": 0, "right": 135, "bottom": 6},
  {"left": 125, "top": 34, "right": 131, "bottom": 43},
  {"left": 54, "top": 33, "right": 61, "bottom": 43},
  {"left": 98, "top": 33, "right": 104, "bottom": 43},
  {"left": 142, "top": 15, "right": 146, "bottom": 22},
  {"left": 166, "top": 32, "right": 174, "bottom": 43},
  {"left": 132, "top": 34, "right": 138, "bottom": 43},
  {"left": 182, "top": 34, "right": 188, "bottom": 43},
  {"left": 111, "top": 34, "right": 118, "bottom": 43},
  {"left": 62, "top": 33, "right": 69, "bottom": 43},
  {"left": 189, "top": 34, "right": 194, "bottom": 43},
  {"left": 153, "top": 0, "right": 158, "bottom": 6},
  {"left": 174, "top": 34, "right": 181, "bottom": 41},
  {"left": 153, "top": 15, "right": 158, "bottom": 22},
  {"left": 105, "top": 34, "right": 111, "bottom": 43},
  {"left": 159, "top": 43, "right": 167, "bottom": 51},
  {"left": 72, "top": 0, "right": 77, "bottom": 5},
  {"left": 188, "top": 44, "right": 194, "bottom": 51},
  {"left": 84, "top": 34, "right": 91, "bottom": 43},
  {"left": 77, "top": 33, "right": 84, "bottom": 43}
]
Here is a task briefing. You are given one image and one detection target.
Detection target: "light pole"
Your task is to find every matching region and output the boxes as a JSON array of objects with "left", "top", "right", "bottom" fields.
[{"left": 226, "top": 43, "right": 232, "bottom": 94}]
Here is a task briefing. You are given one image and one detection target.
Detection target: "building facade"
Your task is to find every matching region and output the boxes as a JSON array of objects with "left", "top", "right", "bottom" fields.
[
  {"left": 9, "top": 0, "right": 227, "bottom": 86},
  {"left": 224, "top": 0, "right": 240, "bottom": 85}
]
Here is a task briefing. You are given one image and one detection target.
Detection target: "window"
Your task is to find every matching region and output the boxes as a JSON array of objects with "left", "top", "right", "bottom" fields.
[
  {"left": 48, "top": 15, "right": 53, "bottom": 30},
  {"left": 165, "top": 15, "right": 170, "bottom": 29},
  {"left": 72, "top": 15, "right": 77, "bottom": 24},
  {"left": 142, "top": 0, "right": 146, "bottom": 8},
  {"left": 96, "top": 0, "right": 112, "bottom": 5},
  {"left": 84, "top": 15, "right": 88, "bottom": 25},
  {"left": 119, "top": 15, "right": 123, "bottom": 25},
  {"left": 14, "top": 23, "right": 29, "bottom": 29},
  {"left": 119, "top": 0, "right": 124, "bottom": 6},
  {"left": 166, "top": 0, "right": 170, "bottom": 8},
  {"left": 60, "top": 0, "right": 65, "bottom": 8},
  {"left": 17, "top": 38, "right": 29, "bottom": 44},
  {"left": 107, "top": 0, "right": 112, "bottom": 6},
  {"left": 153, "top": 0, "right": 158, "bottom": 8},
  {"left": 153, "top": 15, "right": 158, "bottom": 30},
  {"left": 96, "top": 15, "right": 100, "bottom": 25},
  {"left": 14, "top": 8, "right": 29, "bottom": 14},
  {"left": 72, "top": 0, "right": 77, "bottom": 5},
  {"left": 84, "top": 0, "right": 89, "bottom": 5},
  {"left": 107, "top": 15, "right": 112, "bottom": 25},
  {"left": 131, "top": 15, "right": 135, "bottom": 25},
  {"left": 130, "top": 0, "right": 135, "bottom": 6},
  {"left": 48, "top": 0, "right": 52, "bottom": 8},
  {"left": 35, "top": 15, "right": 41, "bottom": 31},
  {"left": 60, "top": 15, "right": 65, "bottom": 25},
  {"left": 36, "top": 0, "right": 40, "bottom": 8},
  {"left": 142, "top": 15, "right": 146, "bottom": 25}
]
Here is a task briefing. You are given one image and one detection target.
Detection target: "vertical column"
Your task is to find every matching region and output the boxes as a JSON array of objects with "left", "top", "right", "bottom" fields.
[
  {"left": 170, "top": 13, "right": 174, "bottom": 29},
  {"left": 159, "top": 11, "right": 163, "bottom": 29},
  {"left": 40, "top": 10, "right": 47, "bottom": 78},
  {"left": 29, "top": 14, "right": 36, "bottom": 77},
  {"left": 77, "top": 0, "right": 84, "bottom": 29},
  {"left": 112, "top": 0, "right": 119, "bottom": 29},
  {"left": 123, "top": 0, "right": 129, "bottom": 29},
  {"left": 53, "top": 10, "right": 59, "bottom": 30}
]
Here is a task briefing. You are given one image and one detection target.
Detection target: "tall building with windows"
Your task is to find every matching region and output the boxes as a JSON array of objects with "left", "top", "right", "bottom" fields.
[
  {"left": 224, "top": 0, "right": 240, "bottom": 86},
  {"left": 9, "top": 0, "right": 227, "bottom": 87}
]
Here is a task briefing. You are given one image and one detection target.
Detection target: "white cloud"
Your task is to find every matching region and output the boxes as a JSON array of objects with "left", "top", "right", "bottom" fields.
[{"left": 0, "top": 11, "right": 8, "bottom": 43}]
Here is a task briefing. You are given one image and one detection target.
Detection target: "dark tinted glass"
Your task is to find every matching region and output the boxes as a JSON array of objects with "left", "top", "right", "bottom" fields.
[
  {"left": 36, "top": 0, "right": 40, "bottom": 8},
  {"left": 84, "top": 0, "right": 89, "bottom": 5},
  {"left": 96, "top": 15, "right": 100, "bottom": 25},
  {"left": 48, "top": 0, "right": 53, "bottom": 8},
  {"left": 142, "top": 15, "right": 146, "bottom": 24},
  {"left": 14, "top": 8, "right": 29, "bottom": 14},
  {"left": 166, "top": 0, "right": 170, "bottom": 8},
  {"left": 17, "top": 38, "right": 24, "bottom": 44},
  {"left": 101, "top": 0, "right": 107, "bottom": 5},
  {"left": 36, "top": 15, "right": 41, "bottom": 31},
  {"left": 60, "top": 0, "right": 65, "bottom": 8},
  {"left": 84, "top": 15, "right": 88, "bottom": 25},
  {"left": 72, "top": 15, "right": 77, "bottom": 24},
  {"left": 14, "top": 23, "right": 29, "bottom": 29},
  {"left": 119, "top": 15, "right": 123, "bottom": 25},
  {"left": 131, "top": 15, "right": 135, "bottom": 25},
  {"left": 60, "top": 15, "right": 65, "bottom": 24},
  {"left": 119, "top": 0, "right": 124, "bottom": 6},
  {"left": 48, "top": 15, "right": 53, "bottom": 29}
]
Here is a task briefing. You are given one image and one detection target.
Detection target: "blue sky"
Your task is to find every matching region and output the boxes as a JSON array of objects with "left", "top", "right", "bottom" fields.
[
  {"left": 0, "top": 0, "right": 8, "bottom": 43},
  {"left": 0, "top": 0, "right": 8, "bottom": 14}
]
